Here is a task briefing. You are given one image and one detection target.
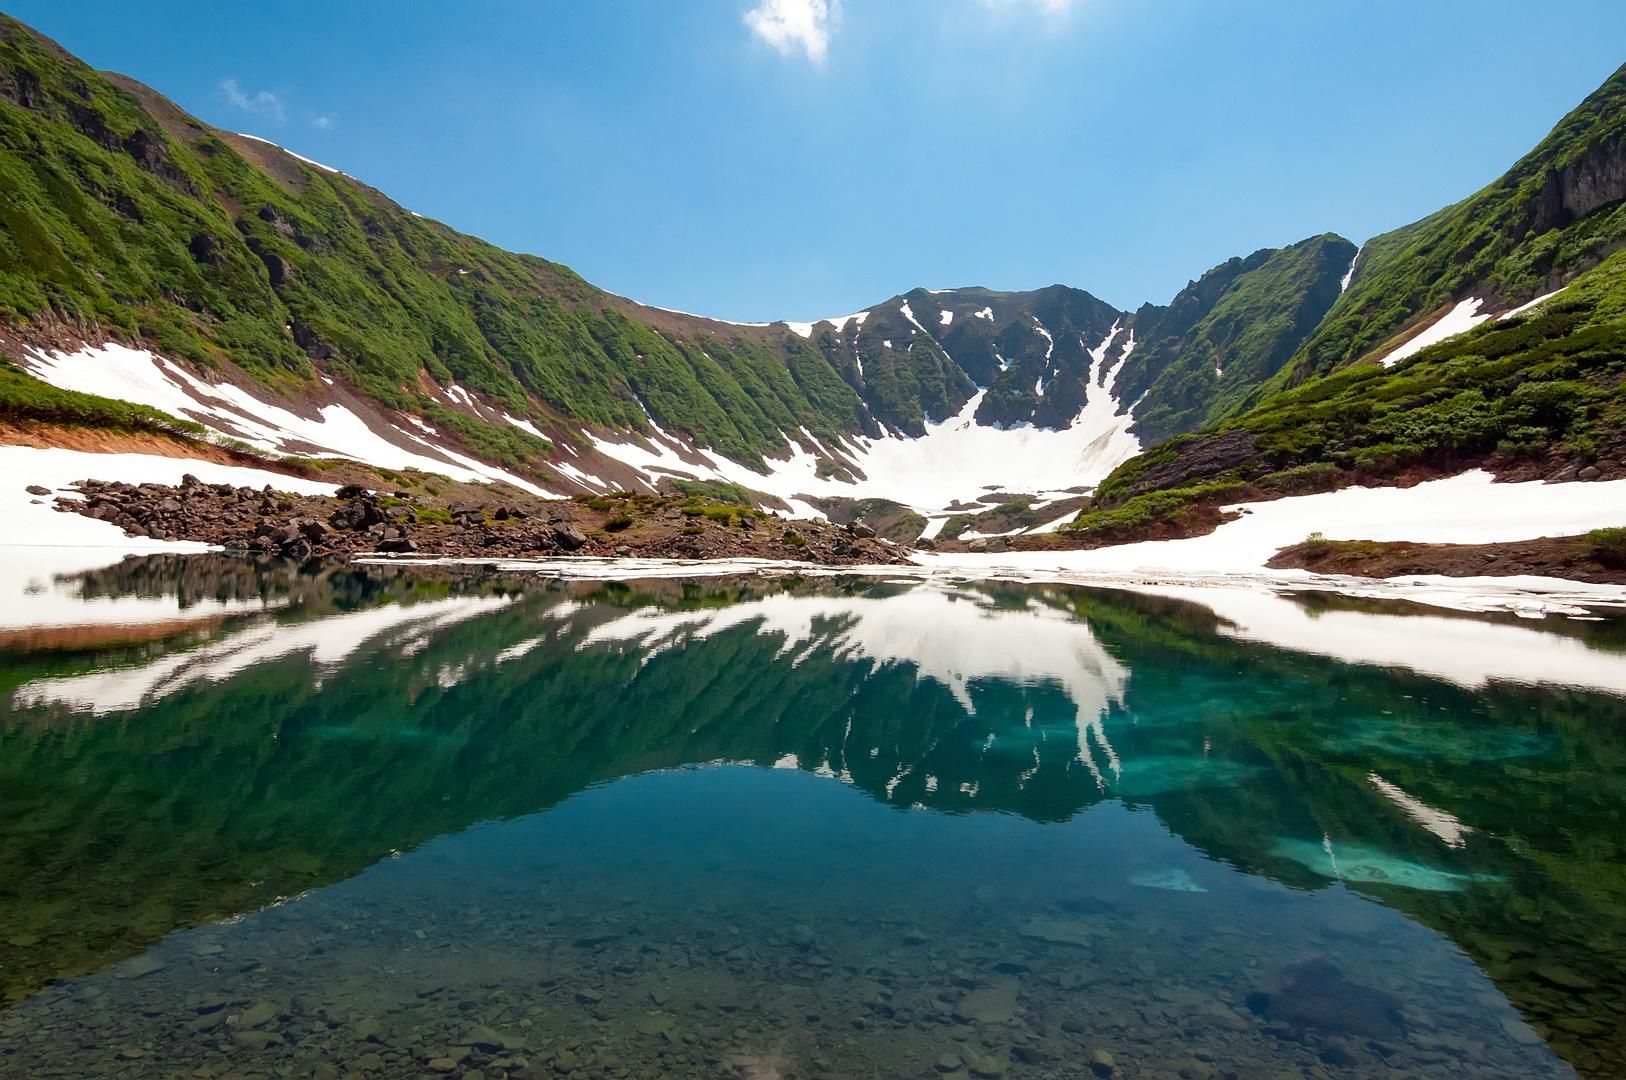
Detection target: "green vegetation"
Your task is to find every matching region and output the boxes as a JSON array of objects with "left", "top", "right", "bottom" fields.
[
  {"left": 679, "top": 496, "right": 751, "bottom": 526},
  {"left": 1283, "top": 62, "right": 1626, "bottom": 383},
  {"left": 1591, "top": 527, "right": 1626, "bottom": 566},
  {"left": 0, "top": 15, "right": 882, "bottom": 469},
  {"left": 1073, "top": 246, "right": 1626, "bottom": 538},
  {"left": 671, "top": 479, "right": 754, "bottom": 505},
  {"left": 1119, "top": 234, "right": 1357, "bottom": 441},
  {"left": 0, "top": 359, "right": 203, "bottom": 437}
]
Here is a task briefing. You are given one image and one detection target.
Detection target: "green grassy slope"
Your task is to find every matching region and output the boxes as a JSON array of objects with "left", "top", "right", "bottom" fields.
[
  {"left": 1281, "top": 62, "right": 1626, "bottom": 385},
  {"left": 1071, "top": 248, "right": 1626, "bottom": 540},
  {"left": 1119, "top": 233, "right": 1356, "bottom": 442},
  {"left": 0, "top": 15, "right": 884, "bottom": 467},
  {"left": 1063, "top": 63, "right": 1626, "bottom": 540}
]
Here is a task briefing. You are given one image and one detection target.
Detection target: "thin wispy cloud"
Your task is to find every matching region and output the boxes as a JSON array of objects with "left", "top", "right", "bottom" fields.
[
  {"left": 743, "top": 0, "right": 840, "bottom": 65},
  {"left": 311, "top": 113, "right": 337, "bottom": 130},
  {"left": 221, "top": 78, "right": 285, "bottom": 124},
  {"left": 977, "top": 0, "right": 1075, "bottom": 18}
]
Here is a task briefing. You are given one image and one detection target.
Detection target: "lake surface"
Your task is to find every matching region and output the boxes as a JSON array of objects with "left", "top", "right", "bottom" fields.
[{"left": 2, "top": 555, "right": 1625, "bottom": 1079}]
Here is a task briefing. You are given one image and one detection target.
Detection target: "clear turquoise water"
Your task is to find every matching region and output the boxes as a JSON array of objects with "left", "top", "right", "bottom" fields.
[{"left": 1, "top": 555, "right": 1624, "bottom": 1078}]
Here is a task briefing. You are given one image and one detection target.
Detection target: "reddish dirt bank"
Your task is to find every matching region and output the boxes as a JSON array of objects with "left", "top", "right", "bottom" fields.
[
  {"left": 50, "top": 477, "right": 913, "bottom": 565},
  {"left": 1268, "top": 535, "right": 1626, "bottom": 585}
]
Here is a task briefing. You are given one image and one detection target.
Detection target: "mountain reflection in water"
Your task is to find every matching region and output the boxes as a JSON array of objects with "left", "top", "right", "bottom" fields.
[{"left": 1, "top": 554, "right": 1623, "bottom": 1078}]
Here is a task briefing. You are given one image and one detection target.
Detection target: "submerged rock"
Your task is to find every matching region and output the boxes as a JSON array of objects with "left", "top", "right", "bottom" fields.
[
  {"left": 954, "top": 982, "right": 1019, "bottom": 1025},
  {"left": 1128, "top": 868, "right": 1207, "bottom": 893},
  {"left": 1246, "top": 955, "right": 1403, "bottom": 1040}
]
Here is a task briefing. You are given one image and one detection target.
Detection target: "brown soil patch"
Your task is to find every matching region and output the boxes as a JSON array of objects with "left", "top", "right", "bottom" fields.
[{"left": 0, "top": 419, "right": 248, "bottom": 463}]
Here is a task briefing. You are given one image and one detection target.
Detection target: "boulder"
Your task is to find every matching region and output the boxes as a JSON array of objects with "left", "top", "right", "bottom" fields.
[{"left": 552, "top": 522, "right": 588, "bottom": 551}]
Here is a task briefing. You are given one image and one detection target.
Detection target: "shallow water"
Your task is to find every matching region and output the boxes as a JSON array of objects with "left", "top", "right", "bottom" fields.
[{"left": 2, "top": 555, "right": 1625, "bottom": 1078}]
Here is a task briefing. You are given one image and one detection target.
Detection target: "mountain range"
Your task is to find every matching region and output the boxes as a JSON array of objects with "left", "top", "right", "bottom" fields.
[{"left": 1, "top": 13, "right": 1623, "bottom": 538}]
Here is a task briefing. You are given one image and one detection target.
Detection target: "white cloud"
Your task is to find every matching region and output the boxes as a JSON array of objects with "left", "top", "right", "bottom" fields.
[
  {"left": 743, "top": 0, "right": 840, "bottom": 65},
  {"left": 311, "top": 113, "right": 336, "bottom": 130},
  {"left": 222, "top": 78, "right": 285, "bottom": 124}
]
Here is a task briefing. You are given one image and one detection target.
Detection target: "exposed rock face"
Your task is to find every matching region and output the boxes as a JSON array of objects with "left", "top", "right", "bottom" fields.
[
  {"left": 1105, "top": 430, "right": 1260, "bottom": 503},
  {"left": 187, "top": 232, "right": 223, "bottom": 266},
  {"left": 1535, "top": 131, "right": 1626, "bottom": 230},
  {"left": 258, "top": 252, "right": 296, "bottom": 287}
]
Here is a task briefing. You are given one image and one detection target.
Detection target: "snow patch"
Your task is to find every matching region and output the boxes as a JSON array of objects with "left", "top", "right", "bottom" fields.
[
  {"left": 0, "top": 445, "right": 337, "bottom": 555},
  {"left": 237, "top": 133, "right": 342, "bottom": 175},
  {"left": 915, "top": 470, "right": 1626, "bottom": 578},
  {"left": 785, "top": 310, "right": 871, "bottom": 338},
  {"left": 1340, "top": 245, "right": 1362, "bottom": 292},
  {"left": 586, "top": 324, "right": 1141, "bottom": 519},
  {"left": 1498, "top": 287, "right": 1568, "bottom": 321},
  {"left": 974, "top": 307, "right": 994, "bottom": 321},
  {"left": 21, "top": 343, "right": 559, "bottom": 496},
  {"left": 939, "top": 310, "right": 953, "bottom": 327},
  {"left": 1378, "top": 298, "right": 1491, "bottom": 367},
  {"left": 503, "top": 414, "right": 546, "bottom": 440}
]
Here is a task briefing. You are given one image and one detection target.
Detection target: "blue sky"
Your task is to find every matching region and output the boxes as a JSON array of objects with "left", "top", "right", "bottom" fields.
[{"left": 14, "top": 1, "right": 1626, "bottom": 320}]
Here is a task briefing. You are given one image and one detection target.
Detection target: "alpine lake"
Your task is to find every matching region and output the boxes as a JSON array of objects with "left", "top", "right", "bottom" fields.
[{"left": 2, "top": 555, "right": 1625, "bottom": 1080}]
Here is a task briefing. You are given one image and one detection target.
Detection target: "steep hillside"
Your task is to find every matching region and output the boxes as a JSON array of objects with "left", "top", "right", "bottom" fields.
[
  {"left": 1073, "top": 246, "right": 1626, "bottom": 541},
  {"left": 1118, "top": 233, "right": 1356, "bottom": 442},
  {"left": 1061, "top": 63, "right": 1626, "bottom": 543},
  {"left": 1283, "top": 62, "right": 1626, "bottom": 385}
]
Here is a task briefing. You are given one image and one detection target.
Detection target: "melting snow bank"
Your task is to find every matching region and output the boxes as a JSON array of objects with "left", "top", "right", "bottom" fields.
[
  {"left": 1378, "top": 298, "right": 1492, "bottom": 367},
  {"left": 916, "top": 470, "right": 1626, "bottom": 578},
  {"left": 355, "top": 469, "right": 1626, "bottom": 617},
  {"left": 21, "top": 343, "right": 559, "bottom": 495},
  {"left": 0, "top": 445, "right": 339, "bottom": 552},
  {"left": 586, "top": 324, "right": 1142, "bottom": 518}
]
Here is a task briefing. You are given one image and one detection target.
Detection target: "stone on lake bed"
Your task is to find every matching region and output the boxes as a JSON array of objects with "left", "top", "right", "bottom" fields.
[
  {"left": 1128, "top": 868, "right": 1207, "bottom": 893},
  {"left": 467, "top": 1024, "right": 525, "bottom": 1051},
  {"left": 1532, "top": 962, "right": 1594, "bottom": 991},
  {"left": 953, "top": 982, "right": 1019, "bottom": 1024},
  {"left": 961, "top": 1044, "right": 1010, "bottom": 1078},
  {"left": 634, "top": 1012, "right": 676, "bottom": 1038},
  {"left": 1017, "top": 916, "right": 1104, "bottom": 947},
  {"left": 116, "top": 955, "right": 167, "bottom": 979},
  {"left": 1500, "top": 1016, "right": 1544, "bottom": 1045},
  {"left": 1247, "top": 956, "right": 1402, "bottom": 1040},
  {"left": 234, "top": 1000, "right": 278, "bottom": 1028}
]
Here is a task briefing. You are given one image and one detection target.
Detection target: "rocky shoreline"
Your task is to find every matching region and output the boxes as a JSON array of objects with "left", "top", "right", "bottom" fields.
[{"left": 47, "top": 476, "right": 914, "bottom": 566}]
